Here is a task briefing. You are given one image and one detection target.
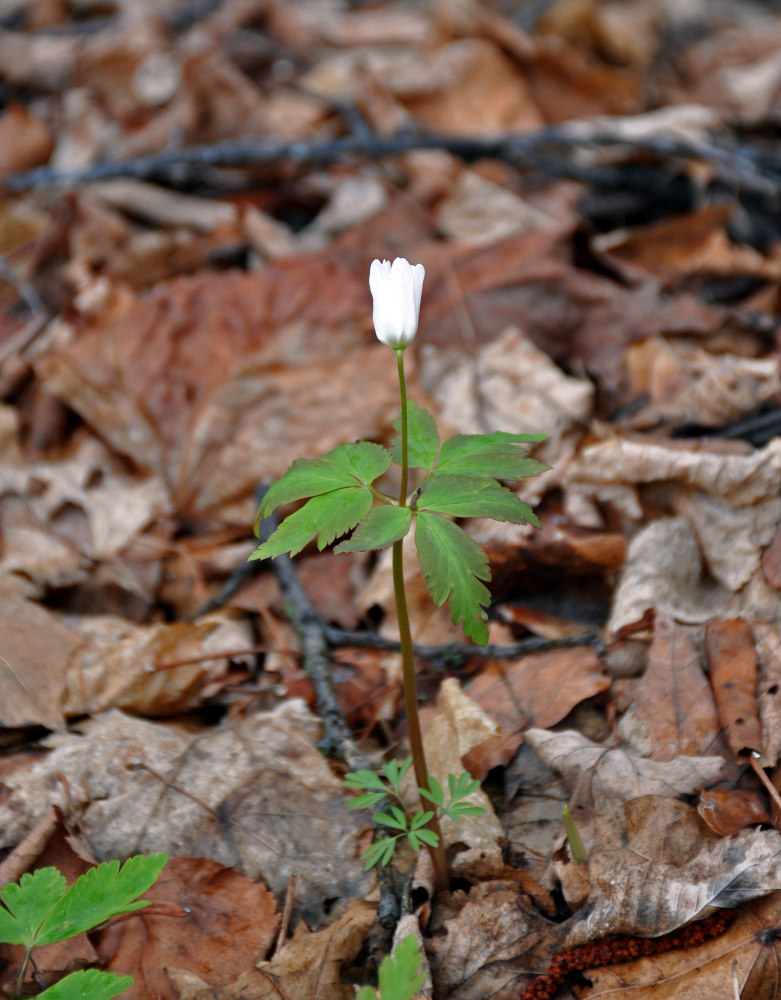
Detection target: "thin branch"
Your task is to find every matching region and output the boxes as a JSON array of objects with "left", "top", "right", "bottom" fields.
[{"left": 6, "top": 121, "right": 781, "bottom": 202}]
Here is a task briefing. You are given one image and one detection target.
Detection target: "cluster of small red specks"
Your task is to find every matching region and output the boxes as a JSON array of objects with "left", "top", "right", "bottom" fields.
[{"left": 518, "top": 908, "right": 735, "bottom": 1000}]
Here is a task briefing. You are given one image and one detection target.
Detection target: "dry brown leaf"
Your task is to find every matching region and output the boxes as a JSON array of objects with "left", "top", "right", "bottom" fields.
[
  {"left": 565, "top": 796, "right": 781, "bottom": 946},
  {"left": 62, "top": 613, "right": 251, "bottom": 717},
  {"left": 705, "top": 619, "right": 762, "bottom": 756},
  {"left": 623, "top": 336, "right": 781, "bottom": 428},
  {"left": 753, "top": 623, "right": 781, "bottom": 768},
  {"left": 462, "top": 647, "right": 611, "bottom": 774},
  {"left": 0, "top": 600, "right": 83, "bottom": 729},
  {"left": 761, "top": 525, "right": 781, "bottom": 590},
  {"left": 95, "top": 857, "right": 278, "bottom": 1000},
  {"left": 35, "top": 262, "right": 400, "bottom": 517},
  {"left": 0, "top": 704, "right": 370, "bottom": 926},
  {"left": 626, "top": 617, "right": 725, "bottom": 762},
  {"left": 168, "top": 899, "right": 376, "bottom": 1000},
  {"left": 524, "top": 728, "right": 726, "bottom": 805},
  {"left": 698, "top": 789, "right": 771, "bottom": 837}
]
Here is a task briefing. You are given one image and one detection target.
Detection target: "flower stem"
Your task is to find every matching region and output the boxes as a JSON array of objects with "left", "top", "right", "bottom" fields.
[{"left": 393, "top": 348, "right": 448, "bottom": 891}]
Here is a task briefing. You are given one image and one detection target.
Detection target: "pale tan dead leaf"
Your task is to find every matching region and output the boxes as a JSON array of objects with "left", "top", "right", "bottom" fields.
[
  {"left": 623, "top": 336, "right": 781, "bottom": 427},
  {"left": 566, "top": 437, "right": 781, "bottom": 516},
  {"left": 437, "top": 170, "right": 557, "bottom": 247},
  {"left": 0, "top": 600, "right": 83, "bottom": 729},
  {"left": 753, "top": 623, "right": 781, "bottom": 767},
  {"left": 89, "top": 180, "right": 238, "bottom": 233},
  {"left": 419, "top": 326, "right": 593, "bottom": 473},
  {"left": 524, "top": 728, "right": 726, "bottom": 804},
  {"left": 705, "top": 619, "right": 763, "bottom": 757},
  {"left": 0, "top": 703, "right": 370, "bottom": 925},
  {"left": 606, "top": 516, "right": 732, "bottom": 638},
  {"left": 426, "top": 881, "right": 566, "bottom": 1000},
  {"left": 624, "top": 617, "right": 725, "bottom": 762},
  {"left": 413, "top": 678, "right": 503, "bottom": 853},
  {"left": 62, "top": 613, "right": 251, "bottom": 717}
]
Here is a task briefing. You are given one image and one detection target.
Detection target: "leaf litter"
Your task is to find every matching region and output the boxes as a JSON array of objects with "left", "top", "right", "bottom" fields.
[{"left": 1, "top": 1, "right": 781, "bottom": 998}]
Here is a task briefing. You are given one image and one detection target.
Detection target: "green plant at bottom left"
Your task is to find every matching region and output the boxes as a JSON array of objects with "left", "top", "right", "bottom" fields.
[{"left": 0, "top": 853, "right": 167, "bottom": 1000}]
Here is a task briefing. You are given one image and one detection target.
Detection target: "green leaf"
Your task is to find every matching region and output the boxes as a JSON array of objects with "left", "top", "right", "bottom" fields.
[
  {"left": 250, "top": 487, "right": 373, "bottom": 560},
  {"left": 382, "top": 758, "right": 412, "bottom": 794},
  {"left": 375, "top": 807, "right": 408, "bottom": 833},
  {"left": 418, "top": 474, "right": 540, "bottom": 526},
  {"left": 0, "top": 868, "right": 67, "bottom": 946},
  {"left": 36, "top": 970, "right": 134, "bottom": 1000},
  {"left": 408, "top": 811, "right": 434, "bottom": 831},
  {"left": 391, "top": 401, "right": 440, "bottom": 472},
  {"left": 419, "top": 776, "right": 444, "bottom": 808},
  {"left": 258, "top": 442, "right": 392, "bottom": 519},
  {"left": 344, "top": 770, "right": 387, "bottom": 792},
  {"left": 362, "top": 837, "right": 399, "bottom": 869},
  {"left": 437, "top": 431, "right": 548, "bottom": 480},
  {"left": 377, "top": 934, "right": 426, "bottom": 1000},
  {"left": 415, "top": 513, "right": 491, "bottom": 646},
  {"left": 409, "top": 828, "right": 439, "bottom": 850},
  {"left": 334, "top": 505, "right": 412, "bottom": 553},
  {"left": 448, "top": 772, "right": 481, "bottom": 801},
  {"left": 442, "top": 802, "right": 486, "bottom": 819},
  {"left": 35, "top": 854, "right": 167, "bottom": 946},
  {"left": 346, "top": 792, "right": 386, "bottom": 811}
]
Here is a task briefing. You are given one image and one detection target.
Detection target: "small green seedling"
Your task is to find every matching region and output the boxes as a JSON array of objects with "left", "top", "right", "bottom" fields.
[
  {"left": 345, "top": 757, "right": 485, "bottom": 869},
  {"left": 251, "top": 258, "right": 546, "bottom": 888},
  {"left": 0, "top": 853, "right": 167, "bottom": 1000},
  {"left": 562, "top": 804, "right": 588, "bottom": 862},
  {"left": 356, "top": 933, "right": 424, "bottom": 1000}
]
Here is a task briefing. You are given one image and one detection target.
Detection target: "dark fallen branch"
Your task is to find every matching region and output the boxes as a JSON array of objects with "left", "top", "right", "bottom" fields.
[
  {"left": 6, "top": 119, "right": 781, "bottom": 203},
  {"left": 324, "top": 626, "right": 606, "bottom": 664}
]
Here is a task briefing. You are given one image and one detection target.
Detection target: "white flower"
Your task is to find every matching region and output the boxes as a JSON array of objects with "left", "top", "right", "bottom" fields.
[{"left": 369, "top": 257, "right": 425, "bottom": 348}]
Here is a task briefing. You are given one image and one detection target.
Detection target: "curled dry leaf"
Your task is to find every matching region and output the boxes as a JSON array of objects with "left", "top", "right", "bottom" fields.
[
  {"left": 524, "top": 728, "right": 726, "bottom": 804},
  {"left": 698, "top": 789, "right": 771, "bottom": 837},
  {"left": 62, "top": 612, "right": 252, "bottom": 717}
]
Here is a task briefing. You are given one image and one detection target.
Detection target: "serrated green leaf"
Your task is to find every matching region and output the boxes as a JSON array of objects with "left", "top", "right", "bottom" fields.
[
  {"left": 0, "top": 867, "right": 68, "bottom": 946},
  {"left": 391, "top": 401, "right": 440, "bottom": 471},
  {"left": 377, "top": 934, "right": 425, "bottom": 1000},
  {"left": 344, "top": 769, "right": 387, "bottom": 792},
  {"left": 334, "top": 504, "right": 412, "bottom": 553},
  {"left": 415, "top": 512, "right": 491, "bottom": 646},
  {"left": 258, "top": 442, "right": 392, "bottom": 519},
  {"left": 437, "top": 431, "right": 548, "bottom": 480},
  {"left": 36, "top": 970, "right": 134, "bottom": 1000},
  {"left": 418, "top": 474, "right": 540, "bottom": 526},
  {"left": 35, "top": 854, "right": 167, "bottom": 946},
  {"left": 250, "top": 487, "right": 373, "bottom": 560}
]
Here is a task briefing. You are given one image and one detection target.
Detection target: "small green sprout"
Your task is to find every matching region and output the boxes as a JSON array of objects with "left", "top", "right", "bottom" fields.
[
  {"left": 356, "top": 933, "right": 425, "bottom": 1000},
  {"left": 345, "top": 757, "right": 485, "bottom": 870}
]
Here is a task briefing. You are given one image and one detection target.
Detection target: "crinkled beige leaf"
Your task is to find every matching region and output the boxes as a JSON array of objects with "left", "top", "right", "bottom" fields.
[
  {"left": 437, "top": 170, "right": 556, "bottom": 247},
  {"left": 607, "top": 516, "right": 733, "bottom": 638},
  {"left": 419, "top": 327, "right": 593, "bottom": 471},
  {"left": 0, "top": 704, "right": 370, "bottom": 926},
  {"left": 524, "top": 728, "right": 726, "bottom": 803},
  {"left": 415, "top": 678, "right": 504, "bottom": 852}
]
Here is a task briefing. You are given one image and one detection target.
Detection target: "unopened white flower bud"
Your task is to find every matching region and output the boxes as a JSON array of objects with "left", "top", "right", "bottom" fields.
[{"left": 369, "top": 257, "right": 425, "bottom": 348}]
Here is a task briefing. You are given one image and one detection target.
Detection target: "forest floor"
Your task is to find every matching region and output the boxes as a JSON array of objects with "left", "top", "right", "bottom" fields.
[{"left": 1, "top": 1, "right": 781, "bottom": 998}]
